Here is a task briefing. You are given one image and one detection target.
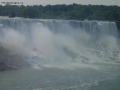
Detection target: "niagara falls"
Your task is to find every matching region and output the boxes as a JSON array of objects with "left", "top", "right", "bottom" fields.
[
  {"left": 0, "top": 1, "right": 120, "bottom": 90},
  {"left": 0, "top": 16, "right": 120, "bottom": 90}
]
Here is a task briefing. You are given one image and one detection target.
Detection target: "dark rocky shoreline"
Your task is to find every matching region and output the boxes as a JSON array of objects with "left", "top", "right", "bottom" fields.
[
  {"left": 0, "top": 46, "right": 31, "bottom": 71},
  {"left": 116, "top": 21, "right": 120, "bottom": 38}
]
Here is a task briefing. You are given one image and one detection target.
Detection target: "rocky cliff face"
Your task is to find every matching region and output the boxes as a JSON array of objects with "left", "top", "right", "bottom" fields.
[
  {"left": 116, "top": 21, "right": 120, "bottom": 38},
  {"left": 116, "top": 22, "right": 120, "bottom": 30},
  {"left": 0, "top": 46, "right": 31, "bottom": 71}
]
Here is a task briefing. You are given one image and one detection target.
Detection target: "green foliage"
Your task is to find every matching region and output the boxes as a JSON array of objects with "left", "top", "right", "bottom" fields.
[
  {"left": 9, "top": 12, "right": 15, "bottom": 17},
  {"left": 22, "top": 7, "right": 39, "bottom": 18},
  {"left": 0, "top": 4, "right": 120, "bottom": 21}
]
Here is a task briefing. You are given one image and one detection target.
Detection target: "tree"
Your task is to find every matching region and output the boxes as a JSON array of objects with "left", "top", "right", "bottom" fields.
[
  {"left": 9, "top": 12, "right": 15, "bottom": 17},
  {"left": 0, "top": 4, "right": 120, "bottom": 21},
  {"left": 22, "top": 7, "right": 39, "bottom": 18}
]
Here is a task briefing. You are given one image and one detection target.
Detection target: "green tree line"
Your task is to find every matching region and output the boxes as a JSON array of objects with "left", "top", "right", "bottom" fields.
[{"left": 0, "top": 4, "right": 120, "bottom": 21}]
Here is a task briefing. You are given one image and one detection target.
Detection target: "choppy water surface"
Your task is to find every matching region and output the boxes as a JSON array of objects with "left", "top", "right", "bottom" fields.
[{"left": 0, "top": 63, "right": 120, "bottom": 90}]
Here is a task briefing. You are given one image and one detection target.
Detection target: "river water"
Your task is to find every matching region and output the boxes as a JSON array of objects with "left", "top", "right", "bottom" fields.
[{"left": 0, "top": 62, "right": 120, "bottom": 90}]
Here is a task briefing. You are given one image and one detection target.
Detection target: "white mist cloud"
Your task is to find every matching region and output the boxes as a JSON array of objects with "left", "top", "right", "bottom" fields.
[
  {"left": 100, "top": 36, "right": 118, "bottom": 51},
  {"left": 0, "top": 28, "right": 26, "bottom": 55}
]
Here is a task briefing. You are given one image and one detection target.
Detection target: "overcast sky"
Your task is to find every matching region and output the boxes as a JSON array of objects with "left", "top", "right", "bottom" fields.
[{"left": 0, "top": 0, "right": 120, "bottom": 6}]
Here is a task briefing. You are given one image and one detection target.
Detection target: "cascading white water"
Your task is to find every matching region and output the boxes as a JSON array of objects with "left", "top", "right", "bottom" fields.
[
  {"left": 1, "top": 17, "right": 120, "bottom": 90},
  {"left": 0, "top": 17, "right": 119, "bottom": 68}
]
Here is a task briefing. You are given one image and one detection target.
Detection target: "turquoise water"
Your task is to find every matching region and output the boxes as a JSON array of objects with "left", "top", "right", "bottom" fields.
[{"left": 0, "top": 62, "right": 120, "bottom": 90}]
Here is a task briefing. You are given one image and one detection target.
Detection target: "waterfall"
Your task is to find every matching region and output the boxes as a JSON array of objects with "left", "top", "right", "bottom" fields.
[
  {"left": 0, "top": 18, "right": 118, "bottom": 38},
  {"left": 0, "top": 17, "right": 119, "bottom": 68}
]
